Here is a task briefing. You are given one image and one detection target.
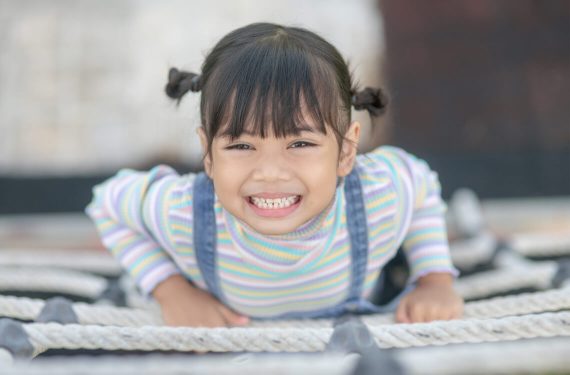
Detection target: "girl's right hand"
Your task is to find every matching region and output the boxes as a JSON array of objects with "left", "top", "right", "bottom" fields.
[{"left": 153, "top": 274, "right": 249, "bottom": 327}]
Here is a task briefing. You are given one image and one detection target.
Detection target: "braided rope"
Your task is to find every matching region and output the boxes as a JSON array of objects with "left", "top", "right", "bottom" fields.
[
  {"left": 22, "top": 311, "right": 570, "bottom": 353},
  {"left": 0, "top": 348, "right": 13, "bottom": 366},
  {"left": 0, "top": 295, "right": 160, "bottom": 326},
  {"left": 454, "top": 261, "right": 556, "bottom": 299},
  {"left": 4, "top": 338, "right": 570, "bottom": 374},
  {"left": 252, "top": 287, "right": 570, "bottom": 328},
  {"left": 0, "top": 249, "right": 121, "bottom": 276},
  {"left": 449, "top": 232, "right": 497, "bottom": 270},
  {"left": 0, "top": 267, "right": 107, "bottom": 299},
  {"left": 511, "top": 233, "right": 570, "bottom": 257},
  {"left": 2, "top": 286, "right": 569, "bottom": 328},
  {"left": 461, "top": 287, "right": 570, "bottom": 319}
]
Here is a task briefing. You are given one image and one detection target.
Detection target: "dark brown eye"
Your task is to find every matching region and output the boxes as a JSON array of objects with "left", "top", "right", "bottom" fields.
[
  {"left": 226, "top": 143, "right": 252, "bottom": 150},
  {"left": 290, "top": 141, "right": 315, "bottom": 148}
]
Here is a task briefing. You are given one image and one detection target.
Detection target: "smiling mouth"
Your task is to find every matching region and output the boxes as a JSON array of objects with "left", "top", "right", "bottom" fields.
[
  {"left": 248, "top": 195, "right": 301, "bottom": 210},
  {"left": 245, "top": 194, "right": 302, "bottom": 218}
]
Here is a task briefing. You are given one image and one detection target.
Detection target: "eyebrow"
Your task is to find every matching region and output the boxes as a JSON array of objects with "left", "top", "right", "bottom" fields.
[{"left": 220, "top": 123, "right": 318, "bottom": 138}]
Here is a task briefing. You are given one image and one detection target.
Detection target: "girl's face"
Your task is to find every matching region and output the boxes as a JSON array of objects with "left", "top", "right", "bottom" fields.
[{"left": 199, "top": 120, "right": 360, "bottom": 236}]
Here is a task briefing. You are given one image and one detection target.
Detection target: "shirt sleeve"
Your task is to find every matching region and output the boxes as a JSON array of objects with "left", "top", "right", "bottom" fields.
[
  {"left": 85, "top": 165, "right": 186, "bottom": 295},
  {"left": 369, "top": 146, "right": 459, "bottom": 283}
]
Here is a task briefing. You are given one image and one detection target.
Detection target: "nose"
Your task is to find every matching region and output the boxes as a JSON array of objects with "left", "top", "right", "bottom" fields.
[{"left": 251, "top": 154, "right": 292, "bottom": 182}]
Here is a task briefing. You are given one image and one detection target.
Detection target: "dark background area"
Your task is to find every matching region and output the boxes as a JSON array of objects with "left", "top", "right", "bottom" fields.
[
  {"left": 1, "top": 0, "right": 569, "bottom": 214},
  {"left": 380, "top": 0, "right": 570, "bottom": 199}
]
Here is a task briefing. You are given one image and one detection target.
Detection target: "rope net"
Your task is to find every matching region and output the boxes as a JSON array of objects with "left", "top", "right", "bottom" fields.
[{"left": 1, "top": 191, "right": 569, "bottom": 374}]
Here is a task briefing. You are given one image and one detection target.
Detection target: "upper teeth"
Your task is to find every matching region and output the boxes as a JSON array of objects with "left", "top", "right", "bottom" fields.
[{"left": 251, "top": 196, "right": 299, "bottom": 209}]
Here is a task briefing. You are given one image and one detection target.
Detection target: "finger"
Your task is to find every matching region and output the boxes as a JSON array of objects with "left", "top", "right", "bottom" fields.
[
  {"left": 409, "top": 304, "right": 425, "bottom": 323},
  {"left": 451, "top": 306, "right": 464, "bottom": 320},
  {"left": 427, "top": 305, "right": 442, "bottom": 322},
  {"left": 395, "top": 299, "right": 410, "bottom": 323},
  {"left": 439, "top": 307, "right": 456, "bottom": 321},
  {"left": 218, "top": 304, "right": 249, "bottom": 326},
  {"left": 456, "top": 301, "right": 465, "bottom": 318}
]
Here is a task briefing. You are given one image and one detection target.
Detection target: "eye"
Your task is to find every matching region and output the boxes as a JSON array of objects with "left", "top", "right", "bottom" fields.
[
  {"left": 225, "top": 143, "right": 253, "bottom": 151},
  {"left": 289, "top": 141, "right": 315, "bottom": 149}
]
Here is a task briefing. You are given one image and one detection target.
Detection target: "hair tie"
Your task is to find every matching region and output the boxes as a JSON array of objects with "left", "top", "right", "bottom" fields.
[
  {"left": 190, "top": 75, "right": 202, "bottom": 92},
  {"left": 351, "top": 87, "right": 388, "bottom": 117},
  {"left": 165, "top": 68, "right": 201, "bottom": 101}
]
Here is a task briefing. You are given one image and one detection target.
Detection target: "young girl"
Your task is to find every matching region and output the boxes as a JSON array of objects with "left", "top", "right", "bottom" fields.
[{"left": 86, "top": 22, "right": 463, "bottom": 327}]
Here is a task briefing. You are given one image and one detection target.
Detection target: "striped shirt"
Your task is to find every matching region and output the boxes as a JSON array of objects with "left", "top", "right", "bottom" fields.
[{"left": 86, "top": 146, "right": 458, "bottom": 318}]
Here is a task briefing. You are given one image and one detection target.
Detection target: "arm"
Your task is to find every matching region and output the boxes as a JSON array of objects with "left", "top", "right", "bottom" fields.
[
  {"left": 153, "top": 274, "right": 249, "bottom": 327},
  {"left": 86, "top": 166, "right": 248, "bottom": 327},
  {"left": 376, "top": 147, "right": 463, "bottom": 322},
  {"left": 396, "top": 272, "right": 463, "bottom": 323},
  {"left": 86, "top": 166, "right": 183, "bottom": 294}
]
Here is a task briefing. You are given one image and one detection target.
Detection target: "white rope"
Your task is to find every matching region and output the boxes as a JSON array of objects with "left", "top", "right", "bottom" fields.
[
  {"left": 454, "top": 261, "right": 557, "bottom": 299},
  {"left": 448, "top": 188, "right": 484, "bottom": 237},
  {"left": 0, "top": 348, "right": 13, "bottom": 366},
  {"left": 449, "top": 231, "right": 570, "bottom": 270},
  {"left": 2, "top": 287, "right": 570, "bottom": 328},
  {"left": 0, "top": 267, "right": 107, "bottom": 299},
  {"left": 0, "top": 295, "right": 44, "bottom": 321},
  {"left": 22, "top": 311, "right": 570, "bottom": 353},
  {"left": 511, "top": 233, "right": 570, "bottom": 257},
  {"left": 460, "top": 287, "right": 570, "bottom": 319},
  {"left": 0, "top": 295, "right": 160, "bottom": 325},
  {"left": 252, "top": 287, "right": 570, "bottom": 328},
  {"left": 0, "top": 249, "right": 122, "bottom": 276},
  {"left": 449, "top": 232, "right": 497, "bottom": 270},
  {"left": 370, "top": 311, "right": 570, "bottom": 348}
]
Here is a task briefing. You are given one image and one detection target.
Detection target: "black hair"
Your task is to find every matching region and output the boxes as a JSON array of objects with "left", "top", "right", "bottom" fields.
[{"left": 165, "top": 22, "right": 387, "bottom": 157}]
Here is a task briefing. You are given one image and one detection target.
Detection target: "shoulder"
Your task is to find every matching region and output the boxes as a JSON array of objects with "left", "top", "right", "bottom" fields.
[
  {"left": 355, "top": 145, "right": 409, "bottom": 184},
  {"left": 357, "top": 145, "right": 417, "bottom": 169},
  {"left": 89, "top": 164, "right": 199, "bottom": 217},
  {"left": 134, "top": 166, "right": 199, "bottom": 248},
  {"left": 111, "top": 164, "right": 197, "bottom": 193},
  {"left": 355, "top": 145, "right": 432, "bottom": 183}
]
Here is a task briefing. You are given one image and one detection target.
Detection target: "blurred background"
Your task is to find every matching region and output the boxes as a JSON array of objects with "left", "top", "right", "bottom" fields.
[
  {"left": 1, "top": 4, "right": 569, "bottom": 366},
  {"left": 0, "top": 1, "right": 568, "bottom": 231}
]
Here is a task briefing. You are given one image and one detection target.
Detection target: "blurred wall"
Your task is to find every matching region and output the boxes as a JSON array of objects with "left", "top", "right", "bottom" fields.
[
  {"left": 0, "top": 0, "right": 386, "bottom": 176},
  {"left": 380, "top": 0, "right": 570, "bottom": 198}
]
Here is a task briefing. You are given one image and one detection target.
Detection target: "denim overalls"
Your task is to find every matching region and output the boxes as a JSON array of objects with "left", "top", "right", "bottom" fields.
[{"left": 192, "top": 166, "right": 412, "bottom": 319}]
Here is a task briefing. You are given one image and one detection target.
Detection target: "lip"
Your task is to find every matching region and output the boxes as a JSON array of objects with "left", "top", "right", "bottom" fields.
[{"left": 245, "top": 195, "right": 302, "bottom": 218}]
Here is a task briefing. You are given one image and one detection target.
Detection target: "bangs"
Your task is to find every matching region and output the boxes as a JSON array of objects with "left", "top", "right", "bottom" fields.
[{"left": 202, "top": 36, "right": 344, "bottom": 140}]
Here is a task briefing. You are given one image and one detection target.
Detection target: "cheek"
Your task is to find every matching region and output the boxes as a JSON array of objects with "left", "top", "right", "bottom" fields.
[
  {"left": 211, "top": 159, "right": 251, "bottom": 207},
  {"left": 297, "top": 161, "right": 338, "bottom": 195}
]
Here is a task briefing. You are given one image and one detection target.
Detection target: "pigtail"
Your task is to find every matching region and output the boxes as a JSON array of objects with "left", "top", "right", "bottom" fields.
[
  {"left": 351, "top": 87, "right": 388, "bottom": 117},
  {"left": 165, "top": 67, "right": 202, "bottom": 101}
]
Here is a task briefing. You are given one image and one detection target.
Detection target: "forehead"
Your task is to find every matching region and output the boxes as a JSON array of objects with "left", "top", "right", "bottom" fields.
[
  {"left": 203, "top": 43, "right": 345, "bottom": 141},
  {"left": 215, "top": 96, "right": 331, "bottom": 140}
]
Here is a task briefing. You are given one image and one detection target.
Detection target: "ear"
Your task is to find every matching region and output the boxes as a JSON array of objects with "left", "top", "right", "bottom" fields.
[
  {"left": 197, "top": 127, "right": 213, "bottom": 177},
  {"left": 337, "top": 121, "right": 361, "bottom": 177}
]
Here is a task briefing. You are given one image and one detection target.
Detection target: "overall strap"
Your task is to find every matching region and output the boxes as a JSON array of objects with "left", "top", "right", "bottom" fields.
[
  {"left": 343, "top": 166, "right": 370, "bottom": 304},
  {"left": 192, "top": 172, "right": 224, "bottom": 301}
]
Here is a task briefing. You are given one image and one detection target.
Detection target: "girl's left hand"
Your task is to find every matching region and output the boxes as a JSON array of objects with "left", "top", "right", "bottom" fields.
[{"left": 395, "top": 273, "right": 464, "bottom": 323}]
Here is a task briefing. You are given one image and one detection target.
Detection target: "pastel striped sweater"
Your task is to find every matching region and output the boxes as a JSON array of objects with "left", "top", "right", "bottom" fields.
[{"left": 86, "top": 146, "right": 458, "bottom": 318}]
